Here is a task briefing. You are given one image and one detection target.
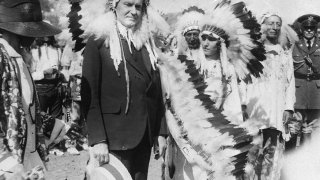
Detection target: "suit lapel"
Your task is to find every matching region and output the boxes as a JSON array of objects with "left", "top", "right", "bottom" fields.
[
  {"left": 121, "top": 39, "right": 146, "bottom": 78},
  {"left": 141, "top": 47, "right": 152, "bottom": 78}
]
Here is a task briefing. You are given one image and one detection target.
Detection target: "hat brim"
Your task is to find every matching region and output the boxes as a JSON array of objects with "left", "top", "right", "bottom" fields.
[
  {"left": 90, "top": 154, "right": 133, "bottom": 180},
  {"left": 0, "top": 21, "right": 61, "bottom": 37}
]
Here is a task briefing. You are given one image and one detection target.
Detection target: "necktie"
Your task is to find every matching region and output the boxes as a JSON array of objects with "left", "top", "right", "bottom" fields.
[{"left": 307, "top": 40, "right": 311, "bottom": 50}]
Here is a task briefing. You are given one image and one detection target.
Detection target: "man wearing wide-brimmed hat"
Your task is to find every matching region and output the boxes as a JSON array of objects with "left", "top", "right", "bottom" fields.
[{"left": 0, "top": 0, "right": 63, "bottom": 179}]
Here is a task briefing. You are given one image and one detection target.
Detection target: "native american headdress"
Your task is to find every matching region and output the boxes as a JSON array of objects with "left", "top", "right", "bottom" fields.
[
  {"left": 159, "top": 1, "right": 266, "bottom": 179},
  {"left": 174, "top": 6, "right": 205, "bottom": 53},
  {"left": 66, "top": 0, "right": 170, "bottom": 70},
  {"left": 65, "top": 0, "right": 170, "bottom": 113},
  {"left": 172, "top": 6, "right": 207, "bottom": 68},
  {"left": 199, "top": 0, "right": 266, "bottom": 80}
]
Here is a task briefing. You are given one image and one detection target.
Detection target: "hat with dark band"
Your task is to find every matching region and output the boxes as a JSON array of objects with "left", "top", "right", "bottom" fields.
[
  {"left": 301, "top": 16, "right": 318, "bottom": 29},
  {"left": 292, "top": 14, "right": 320, "bottom": 33},
  {"left": 88, "top": 154, "right": 132, "bottom": 180},
  {"left": 0, "top": 0, "right": 61, "bottom": 37}
]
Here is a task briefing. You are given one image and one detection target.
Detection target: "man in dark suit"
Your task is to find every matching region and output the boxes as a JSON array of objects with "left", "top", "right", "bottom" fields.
[
  {"left": 81, "top": 0, "right": 167, "bottom": 179},
  {"left": 289, "top": 15, "right": 320, "bottom": 150}
]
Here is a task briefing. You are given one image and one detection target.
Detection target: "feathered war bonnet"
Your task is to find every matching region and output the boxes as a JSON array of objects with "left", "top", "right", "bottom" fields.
[
  {"left": 260, "top": 12, "right": 298, "bottom": 50},
  {"left": 68, "top": 0, "right": 170, "bottom": 70},
  {"left": 82, "top": 0, "right": 170, "bottom": 70},
  {"left": 199, "top": 15, "right": 231, "bottom": 77},
  {"left": 175, "top": 6, "right": 205, "bottom": 55},
  {"left": 68, "top": 0, "right": 170, "bottom": 113},
  {"left": 200, "top": 1, "right": 266, "bottom": 81}
]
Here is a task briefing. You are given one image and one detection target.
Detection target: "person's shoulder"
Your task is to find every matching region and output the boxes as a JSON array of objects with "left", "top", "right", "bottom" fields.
[
  {"left": 292, "top": 39, "right": 304, "bottom": 50},
  {"left": 86, "top": 35, "right": 109, "bottom": 50},
  {"left": 315, "top": 37, "right": 320, "bottom": 46}
]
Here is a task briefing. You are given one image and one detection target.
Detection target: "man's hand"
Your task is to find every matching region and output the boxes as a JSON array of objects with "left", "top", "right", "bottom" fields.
[
  {"left": 302, "top": 120, "right": 320, "bottom": 134},
  {"left": 45, "top": 119, "right": 68, "bottom": 148},
  {"left": 288, "top": 121, "right": 301, "bottom": 134},
  {"left": 86, "top": 143, "right": 109, "bottom": 177},
  {"left": 155, "top": 136, "right": 167, "bottom": 159},
  {"left": 283, "top": 110, "right": 293, "bottom": 122},
  {"left": 91, "top": 143, "right": 109, "bottom": 165}
]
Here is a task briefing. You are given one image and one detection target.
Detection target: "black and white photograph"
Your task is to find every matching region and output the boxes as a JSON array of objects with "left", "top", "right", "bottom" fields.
[{"left": 0, "top": 0, "right": 320, "bottom": 179}]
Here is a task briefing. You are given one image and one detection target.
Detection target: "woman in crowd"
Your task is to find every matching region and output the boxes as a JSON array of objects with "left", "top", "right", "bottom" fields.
[
  {"left": 200, "top": 22, "right": 244, "bottom": 125},
  {"left": 161, "top": 1, "right": 265, "bottom": 179}
]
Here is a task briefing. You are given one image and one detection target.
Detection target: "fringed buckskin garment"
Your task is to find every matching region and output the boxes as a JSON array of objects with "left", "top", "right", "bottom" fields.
[{"left": 245, "top": 44, "right": 296, "bottom": 180}]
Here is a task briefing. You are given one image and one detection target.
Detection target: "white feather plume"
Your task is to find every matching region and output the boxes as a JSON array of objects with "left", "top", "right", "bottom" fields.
[{"left": 159, "top": 54, "right": 249, "bottom": 179}]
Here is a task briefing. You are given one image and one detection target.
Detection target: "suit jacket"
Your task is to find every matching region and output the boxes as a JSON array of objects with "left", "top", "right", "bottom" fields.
[
  {"left": 293, "top": 37, "right": 320, "bottom": 109},
  {"left": 81, "top": 36, "right": 166, "bottom": 150}
]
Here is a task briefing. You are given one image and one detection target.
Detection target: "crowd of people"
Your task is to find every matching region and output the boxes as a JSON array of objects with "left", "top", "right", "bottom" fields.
[{"left": 1, "top": 0, "right": 320, "bottom": 180}]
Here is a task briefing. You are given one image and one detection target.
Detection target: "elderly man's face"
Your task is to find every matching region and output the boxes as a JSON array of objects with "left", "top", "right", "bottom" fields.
[
  {"left": 265, "top": 15, "right": 282, "bottom": 39},
  {"left": 184, "top": 29, "right": 200, "bottom": 49},
  {"left": 116, "top": 0, "right": 144, "bottom": 28}
]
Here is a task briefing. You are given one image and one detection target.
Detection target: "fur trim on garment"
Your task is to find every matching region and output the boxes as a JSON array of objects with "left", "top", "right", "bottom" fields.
[
  {"left": 64, "top": 0, "right": 170, "bottom": 69},
  {"left": 81, "top": 6, "right": 169, "bottom": 71}
]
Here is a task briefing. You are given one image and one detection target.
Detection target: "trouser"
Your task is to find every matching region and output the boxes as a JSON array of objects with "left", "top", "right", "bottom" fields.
[
  {"left": 248, "top": 128, "right": 283, "bottom": 180},
  {"left": 36, "top": 83, "right": 63, "bottom": 119},
  {"left": 110, "top": 130, "right": 152, "bottom": 180},
  {"left": 285, "top": 109, "right": 320, "bottom": 151},
  {"left": 262, "top": 128, "right": 282, "bottom": 147}
]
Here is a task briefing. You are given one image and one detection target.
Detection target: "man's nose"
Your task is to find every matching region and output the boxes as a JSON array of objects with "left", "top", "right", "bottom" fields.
[
  {"left": 202, "top": 39, "right": 209, "bottom": 46},
  {"left": 130, "top": 7, "right": 138, "bottom": 15},
  {"left": 272, "top": 24, "right": 278, "bottom": 29}
]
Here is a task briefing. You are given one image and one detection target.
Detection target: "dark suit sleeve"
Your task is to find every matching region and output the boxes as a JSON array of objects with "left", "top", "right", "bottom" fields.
[
  {"left": 81, "top": 37, "right": 107, "bottom": 146},
  {"left": 158, "top": 79, "right": 168, "bottom": 136}
]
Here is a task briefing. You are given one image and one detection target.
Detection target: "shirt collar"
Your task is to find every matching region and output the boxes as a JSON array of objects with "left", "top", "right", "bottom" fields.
[
  {"left": 117, "top": 21, "right": 131, "bottom": 39},
  {"left": 0, "top": 38, "right": 21, "bottom": 58},
  {"left": 117, "top": 21, "right": 134, "bottom": 53},
  {"left": 304, "top": 37, "right": 315, "bottom": 45}
]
